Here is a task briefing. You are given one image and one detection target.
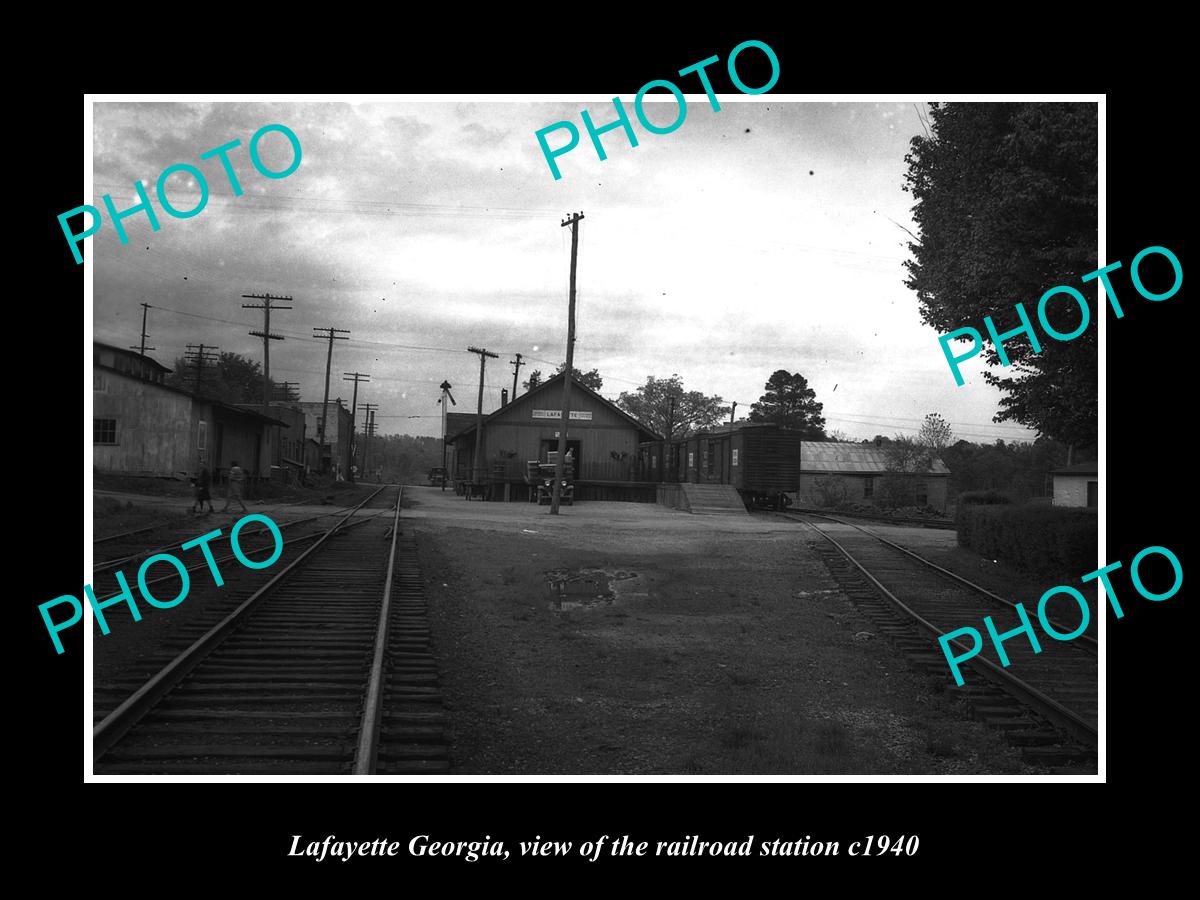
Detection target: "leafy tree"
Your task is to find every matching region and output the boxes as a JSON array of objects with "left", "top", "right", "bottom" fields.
[
  {"left": 902, "top": 102, "right": 1097, "bottom": 447},
  {"left": 523, "top": 370, "right": 543, "bottom": 391},
  {"left": 616, "top": 374, "right": 730, "bottom": 439},
  {"left": 165, "top": 351, "right": 277, "bottom": 404},
  {"left": 747, "top": 370, "right": 826, "bottom": 438},
  {"left": 940, "top": 436, "right": 1079, "bottom": 500},
  {"left": 554, "top": 362, "right": 603, "bottom": 391},
  {"left": 878, "top": 434, "right": 934, "bottom": 508},
  {"left": 917, "top": 413, "right": 954, "bottom": 453},
  {"left": 371, "top": 434, "right": 445, "bottom": 483},
  {"left": 883, "top": 434, "right": 933, "bottom": 474}
]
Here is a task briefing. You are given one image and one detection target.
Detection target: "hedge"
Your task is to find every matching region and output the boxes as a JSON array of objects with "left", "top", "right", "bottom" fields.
[
  {"left": 956, "top": 504, "right": 1097, "bottom": 575},
  {"left": 957, "top": 489, "right": 1014, "bottom": 506}
]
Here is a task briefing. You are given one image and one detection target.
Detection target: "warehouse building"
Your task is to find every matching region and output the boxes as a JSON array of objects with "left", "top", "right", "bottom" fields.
[
  {"left": 798, "top": 441, "right": 950, "bottom": 512},
  {"left": 93, "top": 342, "right": 286, "bottom": 482}
]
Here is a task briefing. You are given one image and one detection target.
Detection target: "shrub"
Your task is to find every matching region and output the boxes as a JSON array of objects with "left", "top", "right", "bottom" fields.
[
  {"left": 957, "top": 489, "right": 1014, "bottom": 506},
  {"left": 956, "top": 504, "right": 1097, "bottom": 575},
  {"left": 813, "top": 476, "right": 847, "bottom": 507},
  {"left": 876, "top": 475, "right": 917, "bottom": 509}
]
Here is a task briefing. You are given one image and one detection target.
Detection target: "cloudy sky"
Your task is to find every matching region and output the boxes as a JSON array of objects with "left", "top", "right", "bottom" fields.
[{"left": 89, "top": 98, "right": 1041, "bottom": 443}]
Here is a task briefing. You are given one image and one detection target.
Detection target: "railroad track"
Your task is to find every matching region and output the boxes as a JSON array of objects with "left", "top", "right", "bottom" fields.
[
  {"left": 789, "top": 506, "right": 955, "bottom": 530},
  {"left": 781, "top": 510, "right": 1097, "bottom": 769},
  {"left": 92, "top": 484, "right": 448, "bottom": 775},
  {"left": 93, "top": 500, "right": 385, "bottom": 576}
]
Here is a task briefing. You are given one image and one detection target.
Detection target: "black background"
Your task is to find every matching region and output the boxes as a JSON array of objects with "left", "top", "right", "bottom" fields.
[{"left": 29, "top": 25, "right": 1186, "bottom": 885}]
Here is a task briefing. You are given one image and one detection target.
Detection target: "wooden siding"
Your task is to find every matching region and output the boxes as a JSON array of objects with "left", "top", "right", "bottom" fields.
[
  {"left": 451, "top": 382, "right": 646, "bottom": 483},
  {"left": 740, "top": 428, "right": 802, "bottom": 494},
  {"left": 93, "top": 371, "right": 201, "bottom": 476}
]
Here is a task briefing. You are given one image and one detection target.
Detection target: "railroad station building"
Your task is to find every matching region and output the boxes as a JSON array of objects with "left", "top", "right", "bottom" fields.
[
  {"left": 92, "top": 341, "right": 288, "bottom": 483},
  {"left": 445, "top": 372, "right": 661, "bottom": 501},
  {"left": 797, "top": 441, "right": 950, "bottom": 512}
]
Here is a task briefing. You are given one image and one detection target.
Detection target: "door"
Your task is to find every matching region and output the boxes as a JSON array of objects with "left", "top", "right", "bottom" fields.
[{"left": 540, "top": 439, "right": 581, "bottom": 477}]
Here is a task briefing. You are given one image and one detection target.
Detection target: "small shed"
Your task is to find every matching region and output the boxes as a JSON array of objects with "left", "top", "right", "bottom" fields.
[{"left": 1052, "top": 462, "right": 1098, "bottom": 508}]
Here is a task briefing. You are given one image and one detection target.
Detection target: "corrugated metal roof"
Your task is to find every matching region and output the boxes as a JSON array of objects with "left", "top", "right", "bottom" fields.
[
  {"left": 1052, "top": 462, "right": 1098, "bottom": 476},
  {"left": 800, "top": 441, "right": 950, "bottom": 475}
]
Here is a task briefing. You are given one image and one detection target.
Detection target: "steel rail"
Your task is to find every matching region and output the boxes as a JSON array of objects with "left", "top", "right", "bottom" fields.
[
  {"left": 790, "top": 510, "right": 1097, "bottom": 652},
  {"left": 93, "top": 485, "right": 390, "bottom": 760},
  {"left": 93, "top": 501, "right": 386, "bottom": 574},
  {"left": 790, "top": 505, "right": 955, "bottom": 530},
  {"left": 93, "top": 523, "right": 165, "bottom": 545},
  {"left": 103, "top": 508, "right": 395, "bottom": 597},
  {"left": 793, "top": 516, "right": 1097, "bottom": 747},
  {"left": 352, "top": 486, "right": 405, "bottom": 774}
]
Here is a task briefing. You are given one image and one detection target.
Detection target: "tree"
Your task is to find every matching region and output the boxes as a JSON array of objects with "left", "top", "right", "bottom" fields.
[
  {"left": 827, "top": 429, "right": 852, "bottom": 442},
  {"left": 523, "top": 370, "right": 543, "bottom": 391},
  {"left": 902, "top": 102, "right": 1097, "bottom": 447},
  {"left": 747, "top": 370, "right": 826, "bottom": 438},
  {"left": 883, "top": 434, "right": 933, "bottom": 474},
  {"left": 916, "top": 413, "right": 954, "bottom": 454},
  {"left": 616, "top": 374, "right": 730, "bottom": 439},
  {"left": 878, "top": 434, "right": 934, "bottom": 508},
  {"left": 554, "top": 362, "right": 603, "bottom": 391},
  {"left": 165, "top": 351, "right": 277, "bottom": 404}
]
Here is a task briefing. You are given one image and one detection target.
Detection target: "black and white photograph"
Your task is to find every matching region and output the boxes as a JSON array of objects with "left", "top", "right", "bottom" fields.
[{"left": 75, "top": 90, "right": 1114, "bottom": 781}]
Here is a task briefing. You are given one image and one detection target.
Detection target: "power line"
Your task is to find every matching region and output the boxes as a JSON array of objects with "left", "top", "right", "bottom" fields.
[
  {"left": 242, "top": 292, "right": 292, "bottom": 414},
  {"left": 313, "top": 326, "right": 350, "bottom": 471},
  {"left": 129, "top": 301, "right": 154, "bottom": 356}
]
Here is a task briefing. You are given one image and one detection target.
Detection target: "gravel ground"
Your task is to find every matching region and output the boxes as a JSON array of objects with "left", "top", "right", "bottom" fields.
[{"left": 407, "top": 487, "right": 1031, "bottom": 775}]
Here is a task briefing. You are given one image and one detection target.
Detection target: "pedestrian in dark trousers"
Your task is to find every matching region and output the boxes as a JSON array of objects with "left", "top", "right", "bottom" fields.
[
  {"left": 222, "top": 460, "right": 248, "bottom": 513},
  {"left": 192, "top": 465, "right": 214, "bottom": 514}
]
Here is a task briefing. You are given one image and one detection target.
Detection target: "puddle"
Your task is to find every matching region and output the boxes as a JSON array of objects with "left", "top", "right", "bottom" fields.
[{"left": 546, "top": 568, "right": 641, "bottom": 611}]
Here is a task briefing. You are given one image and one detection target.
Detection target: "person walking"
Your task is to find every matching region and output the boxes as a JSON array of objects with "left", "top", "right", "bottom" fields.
[
  {"left": 222, "top": 460, "right": 248, "bottom": 513},
  {"left": 193, "top": 464, "right": 214, "bottom": 515}
]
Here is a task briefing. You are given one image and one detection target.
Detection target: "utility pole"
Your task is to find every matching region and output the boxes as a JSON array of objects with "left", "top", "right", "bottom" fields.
[
  {"left": 243, "top": 293, "right": 292, "bottom": 416},
  {"left": 361, "top": 402, "right": 379, "bottom": 480},
  {"left": 552, "top": 211, "right": 584, "bottom": 514},
  {"left": 184, "top": 343, "right": 219, "bottom": 395},
  {"left": 129, "top": 302, "right": 155, "bottom": 358},
  {"left": 510, "top": 353, "right": 525, "bottom": 400},
  {"left": 313, "top": 326, "right": 349, "bottom": 474},
  {"left": 467, "top": 346, "right": 499, "bottom": 486},
  {"left": 342, "top": 372, "right": 370, "bottom": 482},
  {"left": 439, "top": 380, "right": 455, "bottom": 491},
  {"left": 729, "top": 401, "right": 737, "bottom": 425}
]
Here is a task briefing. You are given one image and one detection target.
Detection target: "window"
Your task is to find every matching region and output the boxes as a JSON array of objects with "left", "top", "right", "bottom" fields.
[
  {"left": 198, "top": 420, "right": 208, "bottom": 451},
  {"left": 706, "top": 440, "right": 716, "bottom": 476},
  {"left": 915, "top": 480, "right": 928, "bottom": 506},
  {"left": 863, "top": 476, "right": 874, "bottom": 499},
  {"left": 94, "top": 418, "right": 117, "bottom": 444},
  {"left": 93, "top": 372, "right": 107, "bottom": 392},
  {"left": 688, "top": 451, "right": 694, "bottom": 468},
  {"left": 732, "top": 449, "right": 739, "bottom": 466}
]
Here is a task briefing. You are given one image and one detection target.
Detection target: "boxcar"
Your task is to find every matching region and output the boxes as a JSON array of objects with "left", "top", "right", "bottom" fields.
[{"left": 638, "top": 424, "right": 802, "bottom": 508}]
